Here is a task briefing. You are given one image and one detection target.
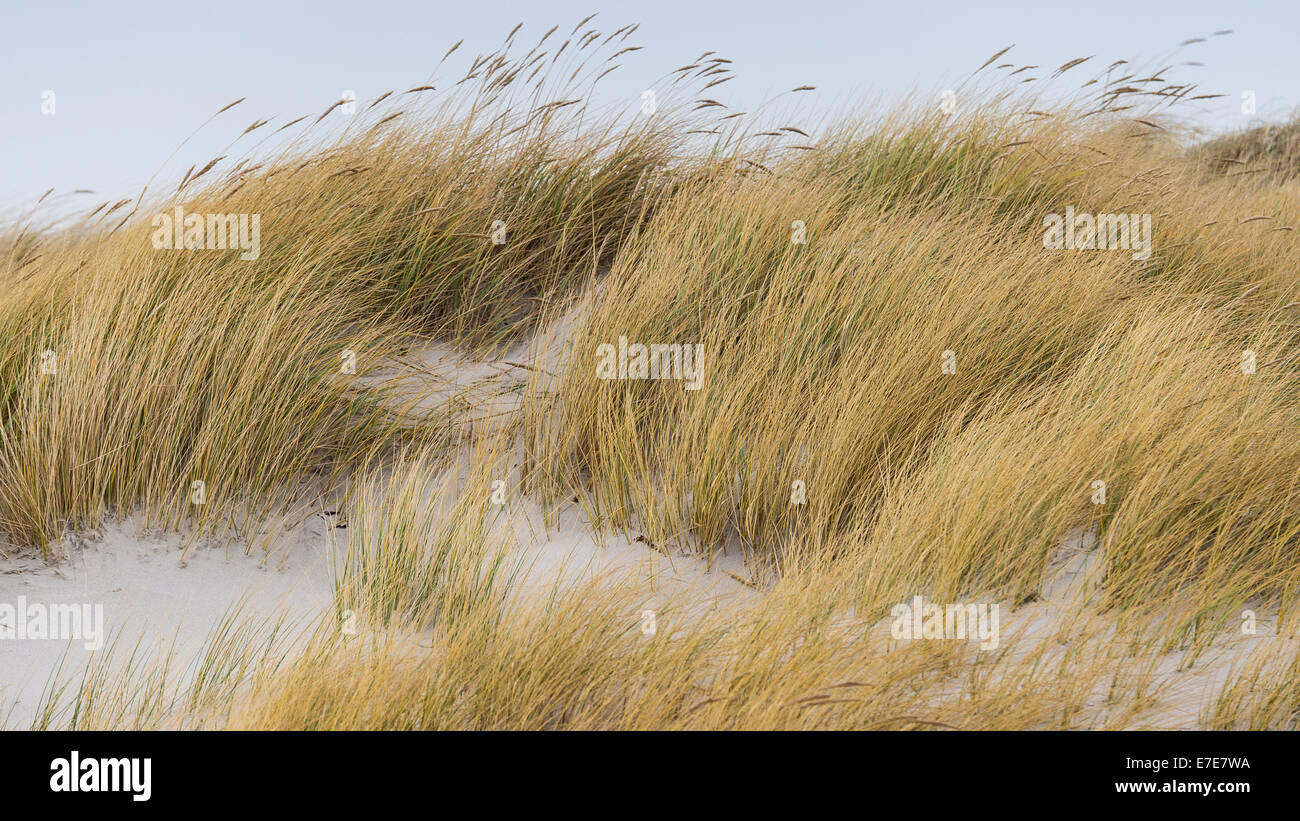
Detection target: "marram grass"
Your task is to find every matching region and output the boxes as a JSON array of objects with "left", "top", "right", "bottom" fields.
[{"left": 5, "top": 23, "right": 1299, "bottom": 729}]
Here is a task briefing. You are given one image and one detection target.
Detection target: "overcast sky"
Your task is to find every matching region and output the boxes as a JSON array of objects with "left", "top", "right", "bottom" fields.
[{"left": 4, "top": 0, "right": 1295, "bottom": 215}]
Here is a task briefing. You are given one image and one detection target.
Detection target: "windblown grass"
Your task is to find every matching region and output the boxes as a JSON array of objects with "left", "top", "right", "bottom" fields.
[
  {"left": 6, "top": 25, "right": 1300, "bottom": 729},
  {"left": 0, "top": 19, "right": 744, "bottom": 551}
]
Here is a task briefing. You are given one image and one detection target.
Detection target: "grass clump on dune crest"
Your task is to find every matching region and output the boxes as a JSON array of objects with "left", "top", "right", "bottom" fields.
[{"left": 0, "top": 19, "right": 747, "bottom": 551}]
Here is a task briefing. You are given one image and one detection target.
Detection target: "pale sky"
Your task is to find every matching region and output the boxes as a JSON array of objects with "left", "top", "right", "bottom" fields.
[{"left": 4, "top": 0, "right": 1295, "bottom": 216}]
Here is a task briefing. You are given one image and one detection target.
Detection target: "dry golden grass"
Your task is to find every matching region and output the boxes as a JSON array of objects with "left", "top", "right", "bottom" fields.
[{"left": 6, "top": 26, "right": 1300, "bottom": 729}]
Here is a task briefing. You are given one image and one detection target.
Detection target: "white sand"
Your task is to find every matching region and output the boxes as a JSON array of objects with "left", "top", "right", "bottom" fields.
[{"left": 0, "top": 515, "right": 336, "bottom": 726}]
